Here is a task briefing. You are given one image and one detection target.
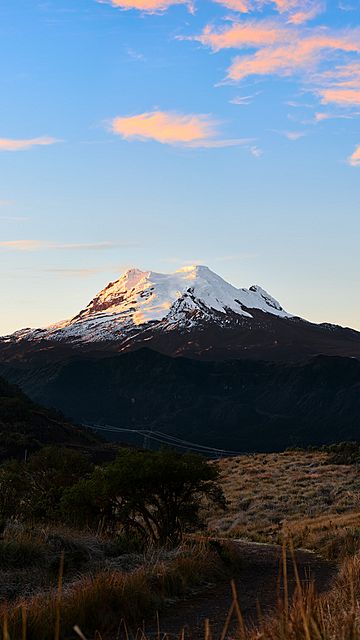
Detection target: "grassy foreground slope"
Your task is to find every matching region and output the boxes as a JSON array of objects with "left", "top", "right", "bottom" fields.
[
  {"left": 209, "top": 449, "right": 360, "bottom": 559},
  {"left": 1, "top": 448, "right": 360, "bottom": 638}
]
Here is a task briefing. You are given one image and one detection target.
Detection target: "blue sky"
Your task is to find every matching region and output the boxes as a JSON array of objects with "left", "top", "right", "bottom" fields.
[{"left": 1, "top": 0, "right": 359, "bottom": 334}]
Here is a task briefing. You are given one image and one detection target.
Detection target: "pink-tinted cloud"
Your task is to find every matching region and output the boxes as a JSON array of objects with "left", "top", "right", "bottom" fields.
[
  {"left": 272, "top": 0, "right": 324, "bottom": 23},
  {"left": 212, "top": 0, "right": 251, "bottom": 11},
  {"left": 319, "top": 88, "right": 360, "bottom": 106},
  {"left": 288, "top": 3, "right": 324, "bottom": 25},
  {"left": 212, "top": 0, "right": 324, "bottom": 23},
  {"left": 315, "top": 62, "right": 360, "bottom": 105},
  {"left": 185, "top": 20, "right": 288, "bottom": 51},
  {"left": 111, "top": 110, "right": 257, "bottom": 151},
  {"left": 227, "top": 32, "right": 360, "bottom": 80},
  {"left": 112, "top": 111, "right": 217, "bottom": 145},
  {"left": 98, "top": 0, "right": 192, "bottom": 12},
  {"left": 0, "top": 137, "right": 59, "bottom": 152},
  {"left": 348, "top": 144, "right": 360, "bottom": 166},
  {"left": 315, "top": 111, "right": 360, "bottom": 121},
  {"left": 0, "top": 241, "right": 119, "bottom": 252}
]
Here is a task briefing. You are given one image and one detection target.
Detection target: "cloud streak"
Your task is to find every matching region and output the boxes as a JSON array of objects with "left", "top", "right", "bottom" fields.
[
  {"left": 112, "top": 111, "right": 217, "bottom": 145},
  {"left": 315, "top": 63, "right": 360, "bottom": 106},
  {"left": 226, "top": 30, "right": 360, "bottom": 81},
  {"left": 181, "top": 4, "right": 360, "bottom": 167},
  {"left": 283, "top": 130, "right": 306, "bottom": 140},
  {"left": 230, "top": 92, "right": 260, "bottom": 105},
  {"left": 0, "top": 241, "right": 122, "bottom": 252},
  {"left": 349, "top": 145, "right": 360, "bottom": 166},
  {"left": 0, "top": 137, "right": 60, "bottom": 152},
  {"left": 97, "top": 0, "right": 193, "bottom": 13},
  {"left": 111, "top": 110, "right": 254, "bottom": 149},
  {"left": 212, "top": 0, "right": 325, "bottom": 23},
  {"left": 182, "top": 20, "right": 288, "bottom": 51}
]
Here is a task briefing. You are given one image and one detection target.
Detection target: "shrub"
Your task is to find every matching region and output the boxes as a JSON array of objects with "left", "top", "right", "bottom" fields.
[
  {"left": 61, "top": 449, "right": 226, "bottom": 545},
  {"left": 0, "top": 447, "right": 94, "bottom": 522}
]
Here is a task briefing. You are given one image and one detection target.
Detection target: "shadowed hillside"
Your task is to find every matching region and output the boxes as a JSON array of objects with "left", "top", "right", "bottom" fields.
[
  {"left": 0, "top": 376, "right": 105, "bottom": 462},
  {"left": 2, "top": 349, "right": 360, "bottom": 452}
]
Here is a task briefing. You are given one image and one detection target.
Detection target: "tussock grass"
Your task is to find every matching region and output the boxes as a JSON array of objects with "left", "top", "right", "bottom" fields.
[
  {"left": 209, "top": 451, "right": 360, "bottom": 557},
  {"left": 8, "top": 544, "right": 360, "bottom": 640},
  {"left": 242, "top": 549, "right": 360, "bottom": 640},
  {"left": 0, "top": 540, "right": 237, "bottom": 640}
]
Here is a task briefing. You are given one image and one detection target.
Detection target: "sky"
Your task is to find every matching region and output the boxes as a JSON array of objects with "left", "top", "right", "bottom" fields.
[{"left": 0, "top": 0, "right": 359, "bottom": 335}]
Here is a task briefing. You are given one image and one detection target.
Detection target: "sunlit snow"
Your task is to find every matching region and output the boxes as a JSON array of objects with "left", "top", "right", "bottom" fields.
[{"left": 5, "top": 265, "right": 292, "bottom": 343}]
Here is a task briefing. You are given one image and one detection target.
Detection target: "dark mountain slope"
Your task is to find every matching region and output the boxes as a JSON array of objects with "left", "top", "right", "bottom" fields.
[
  {"left": 0, "top": 376, "right": 102, "bottom": 462},
  {"left": 1, "top": 312, "right": 360, "bottom": 364},
  {"left": 2, "top": 349, "right": 359, "bottom": 452}
]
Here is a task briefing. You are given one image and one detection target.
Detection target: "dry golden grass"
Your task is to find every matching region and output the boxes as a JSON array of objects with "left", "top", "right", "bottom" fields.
[
  {"left": 12, "top": 543, "right": 360, "bottom": 640},
  {"left": 3, "top": 451, "right": 360, "bottom": 639},
  {"left": 208, "top": 451, "right": 360, "bottom": 557},
  {"left": 244, "top": 546, "right": 360, "bottom": 639},
  {"left": 197, "top": 545, "right": 360, "bottom": 640},
  {"left": 0, "top": 539, "right": 238, "bottom": 640}
]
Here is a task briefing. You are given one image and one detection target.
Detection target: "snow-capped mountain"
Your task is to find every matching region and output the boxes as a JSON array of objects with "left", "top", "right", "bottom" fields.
[
  {"left": 5, "top": 265, "right": 292, "bottom": 344},
  {"left": 2, "top": 264, "right": 360, "bottom": 362}
]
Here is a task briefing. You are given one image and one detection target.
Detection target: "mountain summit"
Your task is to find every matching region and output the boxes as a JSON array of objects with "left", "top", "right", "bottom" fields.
[
  {"left": 2, "top": 265, "right": 360, "bottom": 361},
  {"left": 74, "top": 264, "right": 292, "bottom": 326},
  {"left": 6, "top": 265, "right": 291, "bottom": 343}
]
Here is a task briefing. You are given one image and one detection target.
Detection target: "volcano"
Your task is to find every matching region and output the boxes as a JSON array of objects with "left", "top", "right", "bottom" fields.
[{"left": 1, "top": 265, "right": 360, "bottom": 362}]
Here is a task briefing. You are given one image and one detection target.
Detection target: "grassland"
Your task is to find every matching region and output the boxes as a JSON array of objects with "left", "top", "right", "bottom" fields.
[
  {"left": 2, "top": 449, "right": 360, "bottom": 638},
  {"left": 208, "top": 450, "right": 360, "bottom": 559}
]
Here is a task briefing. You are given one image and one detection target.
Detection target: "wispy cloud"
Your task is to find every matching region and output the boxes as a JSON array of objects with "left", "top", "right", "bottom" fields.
[
  {"left": 314, "top": 62, "right": 360, "bottom": 106},
  {"left": 126, "top": 48, "right": 146, "bottom": 61},
  {"left": 287, "top": 100, "right": 315, "bottom": 108},
  {"left": 187, "top": 19, "right": 360, "bottom": 88},
  {"left": 283, "top": 130, "right": 306, "bottom": 140},
  {"left": 314, "top": 111, "right": 360, "bottom": 121},
  {"left": 181, "top": 20, "right": 288, "bottom": 52},
  {"left": 112, "top": 111, "right": 217, "bottom": 145},
  {"left": 226, "top": 30, "right": 360, "bottom": 81},
  {"left": 319, "top": 89, "right": 360, "bottom": 105},
  {"left": 338, "top": 1, "right": 357, "bottom": 10},
  {"left": 0, "top": 137, "right": 60, "bottom": 152},
  {"left": 212, "top": 0, "right": 325, "bottom": 24},
  {"left": 111, "top": 110, "right": 253, "bottom": 149},
  {"left": 230, "top": 92, "right": 261, "bottom": 105},
  {"left": 0, "top": 240, "right": 122, "bottom": 252},
  {"left": 348, "top": 144, "right": 360, "bottom": 166},
  {"left": 287, "top": 2, "right": 325, "bottom": 25},
  {"left": 97, "top": 0, "right": 193, "bottom": 13},
  {"left": 185, "top": 137, "right": 254, "bottom": 148},
  {"left": 250, "top": 145, "right": 263, "bottom": 157}
]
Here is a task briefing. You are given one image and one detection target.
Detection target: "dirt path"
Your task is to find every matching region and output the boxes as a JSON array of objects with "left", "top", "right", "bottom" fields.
[{"left": 143, "top": 541, "right": 337, "bottom": 639}]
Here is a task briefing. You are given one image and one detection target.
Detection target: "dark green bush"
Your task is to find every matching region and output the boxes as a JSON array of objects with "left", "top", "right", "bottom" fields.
[{"left": 62, "top": 449, "right": 225, "bottom": 545}]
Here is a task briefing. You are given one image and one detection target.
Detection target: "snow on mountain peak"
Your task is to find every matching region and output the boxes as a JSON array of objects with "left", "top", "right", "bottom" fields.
[{"left": 4, "top": 265, "right": 293, "bottom": 344}]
